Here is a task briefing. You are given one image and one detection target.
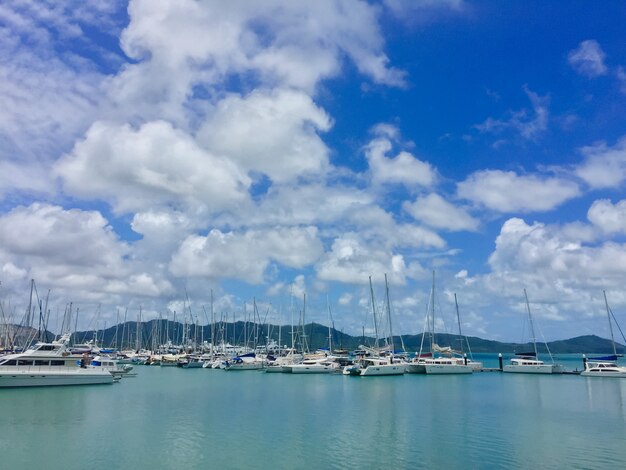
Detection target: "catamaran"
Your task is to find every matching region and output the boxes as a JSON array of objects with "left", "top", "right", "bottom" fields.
[
  {"left": 581, "top": 291, "right": 626, "bottom": 378},
  {"left": 503, "top": 290, "right": 562, "bottom": 374},
  {"left": 343, "top": 275, "right": 405, "bottom": 376},
  {"left": 406, "top": 272, "right": 473, "bottom": 375}
]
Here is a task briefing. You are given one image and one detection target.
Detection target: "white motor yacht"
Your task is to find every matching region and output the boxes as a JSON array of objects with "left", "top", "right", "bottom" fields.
[
  {"left": 581, "top": 356, "right": 626, "bottom": 378},
  {"left": 0, "top": 334, "right": 115, "bottom": 387}
]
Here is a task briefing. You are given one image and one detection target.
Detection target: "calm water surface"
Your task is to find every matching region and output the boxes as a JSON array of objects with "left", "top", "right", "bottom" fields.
[{"left": 1, "top": 356, "right": 625, "bottom": 469}]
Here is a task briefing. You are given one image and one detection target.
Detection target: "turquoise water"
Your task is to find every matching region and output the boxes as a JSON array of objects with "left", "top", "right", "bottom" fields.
[{"left": 1, "top": 359, "right": 625, "bottom": 469}]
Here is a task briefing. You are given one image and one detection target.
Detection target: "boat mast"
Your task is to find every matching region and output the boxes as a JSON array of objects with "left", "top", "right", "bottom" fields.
[
  {"left": 603, "top": 290, "right": 617, "bottom": 357},
  {"left": 430, "top": 271, "right": 435, "bottom": 353},
  {"left": 385, "top": 273, "right": 394, "bottom": 360},
  {"left": 454, "top": 293, "right": 464, "bottom": 354},
  {"left": 524, "top": 289, "right": 538, "bottom": 358},
  {"left": 326, "top": 296, "right": 333, "bottom": 354},
  {"left": 369, "top": 276, "right": 379, "bottom": 351}
]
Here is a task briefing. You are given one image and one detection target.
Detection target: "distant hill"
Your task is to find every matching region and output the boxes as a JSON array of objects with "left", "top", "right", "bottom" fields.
[{"left": 60, "top": 320, "right": 624, "bottom": 355}]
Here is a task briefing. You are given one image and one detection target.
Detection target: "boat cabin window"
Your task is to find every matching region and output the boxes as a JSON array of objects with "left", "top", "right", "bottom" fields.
[
  {"left": 1, "top": 359, "right": 17, "bottom": 365},
  {"left": 50, "top": 360, "right": 65, "bottom": 366},
  {"left": 17, "top": 360, "right": 34, "bottom": 366},
  {"left": 37, "top": 345, "right": 56, "bottom": 351},
  {"left": 34, "top": 360, "right": 50, "bottom": 366}
]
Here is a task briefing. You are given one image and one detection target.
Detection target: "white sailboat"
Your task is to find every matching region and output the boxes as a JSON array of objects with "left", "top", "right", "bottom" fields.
[
  {"left": 343, "top": 275, "right": 405, "bottom": 376},
  {"left": 503, "top": 290, "right": 562, "bottom": 374},
  {"left": 406, "top": 272, "right": 472, "bottom": 375},
  {"left": 581, "top": 291, "right": 626, "bottom": 378}
]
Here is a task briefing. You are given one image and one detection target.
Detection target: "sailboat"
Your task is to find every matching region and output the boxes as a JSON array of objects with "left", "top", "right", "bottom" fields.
[
  {"left": 343, "top": 275, "right": 405, "bottom": 376},
  {"left": 581, "top": 291, "right": 626, "bottom": 378},
  {"left": 503, "top": 289, "right": 562, "bottom": 374},
  {"left": 406, "top": 272, "right": 473, "bottom": 374}
]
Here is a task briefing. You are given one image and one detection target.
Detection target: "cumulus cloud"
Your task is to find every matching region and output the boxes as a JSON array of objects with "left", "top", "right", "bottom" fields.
[
  {"left": 169, "top": 227, "right": 324, "bottom": 284},
  {"left": 568, "top": 40, "right": 608, "bottom": 78},
  {"left": 316, "top": 233, "right": 426, "bottom": 285},
  {"left": 404, "top": 193, "right": 479, "bottom": 231},
  {"left": 587, "top": 199, "right": 626, "bottom": 235},
  {"left": 574, "top": 136, "right": 626, "bottom": 189},
  {"left": 457, "top": 170, "right": 579, "bottom": 213},
  {"left": 485, "top": 217, "right": 626, "bottom": 301},
  {"left": 0, "top": 1, "right": 124, "bottom": 193},
  {"left": 115, "top": 0, "right": 405, "bottom": 109},
  {"left": 365, "top": 132, "right": 437, "bottom": 187},
  {"left": 197, "top": 88, "right": 332, "bottom": 183},
  {"left": 55, "top": 120, "right": 251, "bottom": 215},
  {"left": 0, "top": 203, "right": 172, "bottom": 299}
]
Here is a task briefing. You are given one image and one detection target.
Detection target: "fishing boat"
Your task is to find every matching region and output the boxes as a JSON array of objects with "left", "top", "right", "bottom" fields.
[
  {"left": 0, "top": 334, "right": 115, "bottom": 387},
  {"left": 581, "top": 291, "right": 626, "bottom": 378},
  {"left": 503, "top": 290, "right": 562, "bottom": 374},
  {"left": 407, "top": 273, "right": 473, "bottom": 375}
]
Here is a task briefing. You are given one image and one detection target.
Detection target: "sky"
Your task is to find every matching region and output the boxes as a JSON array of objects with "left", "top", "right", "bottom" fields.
[{"left": 1, "top": 0, "right": 626, "bottom": 342}]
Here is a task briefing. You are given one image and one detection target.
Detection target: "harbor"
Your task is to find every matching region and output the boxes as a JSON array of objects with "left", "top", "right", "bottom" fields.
[{"left": 1, "top": 361, "right": 625, "bottom": 469}]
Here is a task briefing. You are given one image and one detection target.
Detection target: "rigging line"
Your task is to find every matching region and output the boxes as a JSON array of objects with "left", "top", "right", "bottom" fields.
[{"left": 608, "top": 305, "right": 626, "bottom": 345}]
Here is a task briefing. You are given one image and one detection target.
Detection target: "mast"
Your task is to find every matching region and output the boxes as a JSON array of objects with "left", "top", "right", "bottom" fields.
[
  {"left": 384, "top": 273, "right": 394, "bottom": 360},
  {"left": 369, "top": 276, "right": 379, "bottom": 351},
  {"left": 326, "top": 296, "right": 333, "bottom": 354},
  {"left": 603, "top": 290, "right": 617, "bottom": 357},
  {"left": 210, "top": 289, "right": 215, "bottom": 355},
  {"left": 430, "top": 271, "right": 435, "bottom": 353},
  {"left": 524, "top": 289, "right": 538, "bottom": 358},
  {"left": 454, "top": 293, "right": 464, "bottom": 354}
]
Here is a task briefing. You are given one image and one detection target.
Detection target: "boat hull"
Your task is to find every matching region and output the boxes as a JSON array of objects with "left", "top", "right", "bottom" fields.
[
  {"left": 503, "top": 364, "right": 559, "bottom": 374},
  {"left": 360, "top": 364, "right": 405, "bottom": 376},
  {"left": 0, "top": 368, "right": 114, "bottom": 387},
  {"left": 287, "top": 364, "right": 336, "bottom": 374},
  {"left": 424, "top": 364, "right": 473, "bottom": 374}
]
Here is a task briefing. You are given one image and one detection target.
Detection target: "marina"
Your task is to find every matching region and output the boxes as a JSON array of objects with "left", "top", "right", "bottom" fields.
[{"left": 1, "top": 357, "right": 625, "bottom": 469}]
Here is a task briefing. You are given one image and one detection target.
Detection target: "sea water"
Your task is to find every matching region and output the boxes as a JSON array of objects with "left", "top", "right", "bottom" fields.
[{"left": 1, "top": 357, "right": 625, "bottom": 469}]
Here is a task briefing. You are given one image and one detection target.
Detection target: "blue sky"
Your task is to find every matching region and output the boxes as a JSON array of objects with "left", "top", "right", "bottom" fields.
[{"left": 1, "top": 0, "right": 626, "bottom": 342}]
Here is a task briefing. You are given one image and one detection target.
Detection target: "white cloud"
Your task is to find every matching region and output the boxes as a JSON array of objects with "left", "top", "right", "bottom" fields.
[
  {"left": 457, "top": 170, "right": 579, "bottom": 213},
  {"left": 404, "top": 193, "right": 479, "bottom": 231},
  {"left": 0, "top": 1, "right": 124, "bottom": 193},
  {"left": 574, "top": 136, "right": 626, "bottom": 189},
  {"left": 197, "top": 88, "right": 332, "bottom": 183},
  {"left": 484, "top": 217, "right": 626, "bottom": 306},
  {"left": 338, "top": 293, "right": 353, "bottom": 306},
  {"left": 0, "top": 160, "right": 55, "bottom": 199},
  {"left": 169, "top": 227, "right": 324, "bottom": 284},
  {"left": 365, "top": 133, "right": 437, "bottom": 187},
  {"left": 568, "top": 40, "right": 608, "bottom": 78},
  {"left": 475, "top": 86, "right": 549, "bottom": 142},
  {"left": 587, "top": 199, "right": 626, "bottom": 235},
  {"left": 316, "top": 233, "right": 425, "bottom": 285},
  {"left": 0, "top": 203, "right": 172, "bottom": 300},
  {"left": 116, "top": 0, "right": 405, "bottom": 106},
  {"left": 55, "top": 120, "right": 251, "bottom": 215}
]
